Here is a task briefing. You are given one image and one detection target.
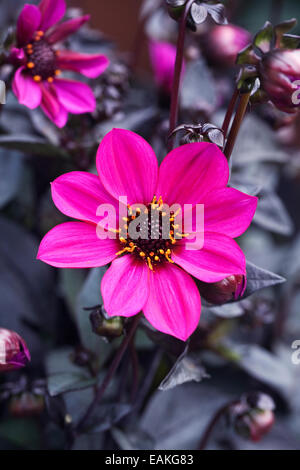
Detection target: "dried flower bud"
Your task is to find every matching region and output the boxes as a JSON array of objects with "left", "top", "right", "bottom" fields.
[
  {"left": 89, "top": 307, "right": 124, "bottom": 340},
  {"left": 203, "top": 24, "right": 251, "bottom": 67},
  {"left": 0, "top": 329, "right": 30, "bottom": 372},
  {"left": 259, "top": 49, "right": 300, "bottom": 113},
  {"left": 9, "top": 392, "right": 44, "bottom": 417},
  {"left": 198, "top": 274, "right": 246, "bottom": 305},
  {"left": 171, "top": 123, "right": 224, "bottom": 147}
]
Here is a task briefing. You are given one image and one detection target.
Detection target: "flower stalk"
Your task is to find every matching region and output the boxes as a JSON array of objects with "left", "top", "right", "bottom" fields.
[
  {"left": 223, "top": 91, "right": 251, "bottom": 160},
  {"left": 222, "top": 87, "right": 239, "bottom": 139},
  {"left": 75, "top": 313, "right": 142, "bottom": 435},
  {"left": 168, "top": 0, "right": 195, "bottom": 151}
]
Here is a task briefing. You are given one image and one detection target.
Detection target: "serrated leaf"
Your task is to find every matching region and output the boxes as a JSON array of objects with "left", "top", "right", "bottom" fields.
[
  {"left": 254, "top": 21, "right": 274, "bottom": 54},
  {"left": 243, "top": 260, "right": 285, "bottom": 298}
]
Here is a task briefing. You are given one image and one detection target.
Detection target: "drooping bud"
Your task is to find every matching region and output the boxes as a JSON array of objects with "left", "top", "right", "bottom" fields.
[
  {"left": 170, "top": 123, "right": 224, "bottom": 147},
  {"left": 9, "top": 392, "right": 44, "bottom": 417},
  {"left": 203, "top": 24, "right": 251, "bottom": 67},
  {"left": 259, "top": 49, "right": 300, "bottom": 113},
  {"left": 231, "top": 392, "right": 275, "bottom": 442},
  {"left": 198, "top": 274, "right": 246, "bottom": 305},
  {"left": 89, "top": 306, "right": 124, "bottom": 340},
  {"left": 165, "top": 1, "right": 227, "bottom": 32},
  {"left": 0, "top": 329, "right": 30, "bottom": 372}
]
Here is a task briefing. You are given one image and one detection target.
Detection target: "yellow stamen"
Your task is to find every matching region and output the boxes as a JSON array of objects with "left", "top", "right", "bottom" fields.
[
  {"left": 47, "top": 77, "right": 54, "bottom": 83},
  {"left": 175, "top": 232, "right": 190, "bottom": 238},
  {"left": 159, "top": 249, "right": 165, "bottom": 255},
  {"left": 150, "top": 252, "right": 154, "bottom": 257},
  {"left": 147, "top": 257, "right": 153, "bottom": 271},
  {"left": 33, "top": 75, "right": 41, "bottom": 82},
  {"left": 36, "top": 31, "right": 44, "bottom": 37},
  {"left": 165, "top": 249, "right": 174, "bottom": 263},
  {"left": 154, "top": 256, "right": 159, "bottom": 261},
  {"left": 139, "top": 252, "right": 146, "bottom": 258},
  {"left": 54, "top": 69, "right": 61, "bottom": 75},
  {"left": 27, "top": 62, "right": 35, "bottom": 69}
]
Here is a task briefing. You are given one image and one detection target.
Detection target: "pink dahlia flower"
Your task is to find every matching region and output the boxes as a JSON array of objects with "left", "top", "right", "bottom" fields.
[
  {"left": 0, "top": 328, "right": 31, "bottom": 372},
  {"left": 149, "top": 40, "right": 185, "bottom": 95},
  {"left": 11, "top": 0, "right": 109, "bottom": 127},
  {"left": 37, "top": 129, "right": 257, "bottom": 341}
]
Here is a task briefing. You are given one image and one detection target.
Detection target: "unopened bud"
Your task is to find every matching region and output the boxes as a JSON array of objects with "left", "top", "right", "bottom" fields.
[
  {"left": 0, "top": 329, "right": 30, "bottom": 372},
  {"left": 259, "top": 49, "right": 300, "bottom": 113},
  {"left": 198, "top": 274, "right": 246, "bottom": 305},
  {"left": 89, "top": 307, "right": 124, "bottom": 340},
  {"left": 9, "top": 392, "right": 44, "bottom": 417},
  {"left": 203, "top": 24, "right": 251, "bottom": 67}
]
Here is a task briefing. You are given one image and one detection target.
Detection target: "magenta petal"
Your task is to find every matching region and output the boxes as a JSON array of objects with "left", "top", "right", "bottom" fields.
[
  {"left": 37, "top": 222, "right": 118, "bottom": 268},
  {"left": 157, "top": 142, "right": 229, "bottom": 206},
  {"left": 12, "top": 67, "right": 42, "bottom": 109},
  {"left": 172, "top": 232, "right": 246, "bottom": 283},
  {"left": 51, "top": 171, "right": 120, "bottom": 225},
  {"left": 40, "top": 83, "right": 68, "bottom": 128},
  {"left": 47, "top": 15, "right": 90, "bottom": 44},
  {"left": 96, "top": 129, "right": 158, "bottom": 205},
  {"left": 38, "top": 0, "right": 66, "bottom": 31},
  {"left": 203, "top": 187, "right": 258, "bottom": 238},
  {"left": 17, "top": 4, "right": 41, "bottom": 46},
  {"left": 57, "top": 50, "right": 109, "bottom": 78},
  {"left": 143, "top": 264, "right": 201, "bottom": 341},
  {"left": 54, "top": 79, "right": 96, "bottom": 114},
  {"left": 102, "top": 256, "right": 149, "bottom": 317}
]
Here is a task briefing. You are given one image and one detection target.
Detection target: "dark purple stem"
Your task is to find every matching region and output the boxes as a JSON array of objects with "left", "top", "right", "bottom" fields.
[
  {"left": 168, "top": 0, "right": 195, "bottom": 152},
  {"left": 198, "top": 400, "right": 238, "bottom": 450},
  {"left": 130, "top": 336, "right": 139, "bottom": 402},
  {"left": 223, "top": 92, "right": 250, "bottom": 161},
  {"left": 75, "top": 313, "right": 142, "bottom": 435},
  {"left": 222, "top": 87, "right": 239, "bottom": 142}
]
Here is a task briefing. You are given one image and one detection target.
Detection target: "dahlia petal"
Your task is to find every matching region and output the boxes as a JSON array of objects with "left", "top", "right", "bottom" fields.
[
  {"left": 47, "top": 15, "right": 90, "bottom": 44},
  {"left": 96, "top": 129, "right": 158, "bottom": 205},
  {"left": 172, "top": 232, "right": 246, "bottom": 283},
  {"left": 157, "top": 142, "right": 229, "bottom": 206},
  {"left": 51, "top": 171, "right": 120, "bottom": 225},
  {"left": 186, "top": 187, "right": 257, "bottom": 238},
  {"left": 37, "top": 222, "right": 118, "bottom": 268},
  {"left": 38, "top": 0, "right": 66, "bottom": 31},
  {"left": 40, "top": 83, "right": 68, "bottom": 128},
  {"left": 12, "top": 67, "right": 42, "bottom": 109},
  {"left": 102, "top": 256, "right": 149, "bottom": 317},
  {"left": 57, "top": 50, "right": 109, "bottom": 78},
  {"left": 143, "top": 264, "right": 201, "bottom": 341},
  {"left": 54, "top": 79, "right": 96, "bottom": 113},
  {"left": 17, "top": 4, "right": 41, "bottom": 46}
]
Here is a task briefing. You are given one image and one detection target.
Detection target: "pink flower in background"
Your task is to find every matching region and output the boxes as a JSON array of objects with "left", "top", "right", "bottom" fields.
[
  {"left": 37, "top": 129, "right": 257, "bottom": 341},
  {"left": 205, "top": 24, "right": 251, "bottom": 67},
  {"left": 0, "top": 329, "right": 30, "bottom": 372},
  {"left": 149, "top": 40, "right": 185, "bottom": 94},
  {"left": 11, "top": 0, "right": 109, "bottom": 127}
]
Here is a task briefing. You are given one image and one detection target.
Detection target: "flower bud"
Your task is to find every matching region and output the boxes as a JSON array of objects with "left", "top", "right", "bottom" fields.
[
  {"left": 9, "top": 392, "right": 44, "bottom": 417},
  {"left": 259, "top": 49, "right": 300, "bottom": 113},
  {"left": 170, "top": 123, "right": 224, "bottom": 147},
  {"left": 235, "top": 409, "right": 275, "bottom": 442},
  {"left": 204, "top": 25, "right": 251, "bottom": 67},
  {"left": 89, "top": 307, "right": 124, "bottom": 340},
  {"left": 0, "top": 329, "right": 30, "bottom": 372},
  {"left": 198, "top": 274, "right": 246, "bottom": 305},
  {"left": 165, "top": 1, "right": 227, "bottom": 31}
]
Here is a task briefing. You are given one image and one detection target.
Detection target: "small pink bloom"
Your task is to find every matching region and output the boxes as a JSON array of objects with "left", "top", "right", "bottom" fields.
[
  {"left": 205, "top": 24, "right": 251, "bottom": 67},
  {"left": 0, "top": 328, "right": 31, "bottom": 372},
  {"left": 149, "top": 40, "right": 185, "bottom": 95},
  {"left": 11, "top": 0, "right": 109, "bottom": 127},
  {"left": 37, "top": 129, "right": 257, "bottom": 341}
]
